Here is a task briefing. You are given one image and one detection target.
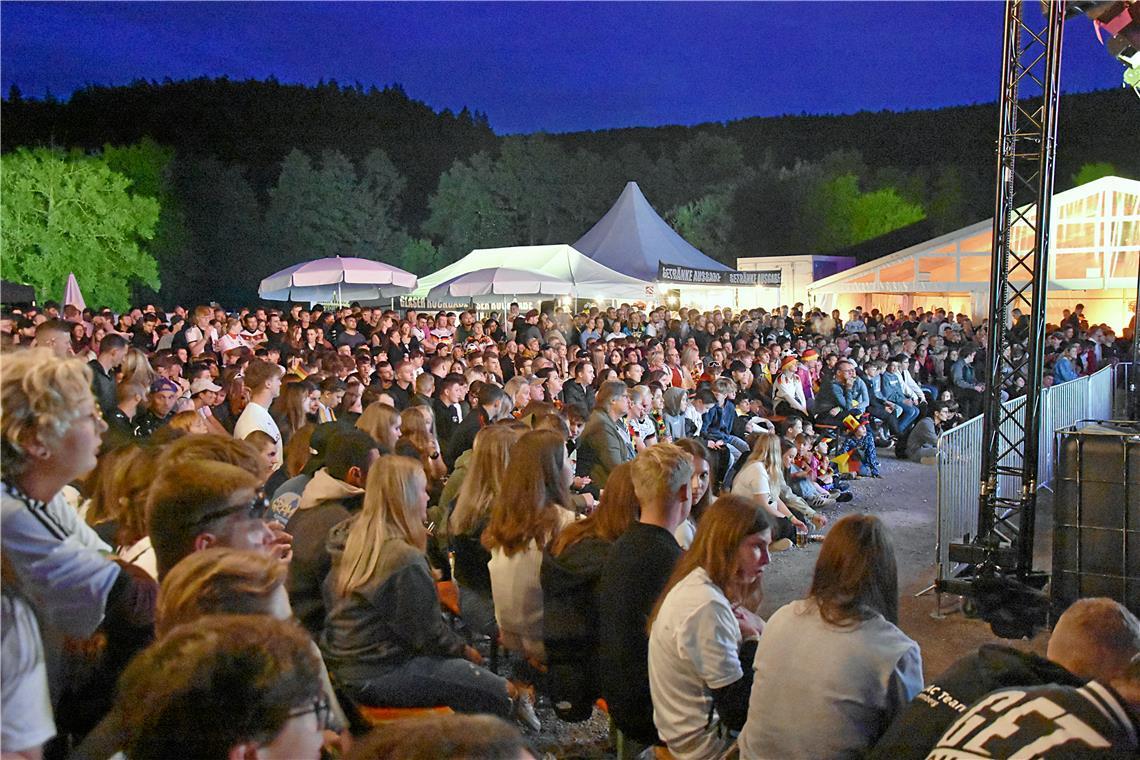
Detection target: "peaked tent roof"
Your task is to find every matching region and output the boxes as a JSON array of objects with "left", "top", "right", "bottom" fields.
[
  {"left": 411, "top": 244, "right": 652, "bottom": 301},
  {"left": 574, "top": 181, "right": 732, "bottom": 282}
]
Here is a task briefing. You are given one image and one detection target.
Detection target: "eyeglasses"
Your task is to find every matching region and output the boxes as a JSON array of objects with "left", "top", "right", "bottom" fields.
[
  {"left": 194, "top": 492, "right": 270, "bottom": 526},
  {"left": 287, "top": 695, "right": 331, "bottom": 730}
]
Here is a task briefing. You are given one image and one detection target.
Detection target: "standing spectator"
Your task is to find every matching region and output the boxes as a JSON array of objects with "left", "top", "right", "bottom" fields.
[
  {"left": 648, "top": 496, "right": 772, "bottom": 759},
  {"left": 740, "top": 514, "right": 923, "bottom": 759},
  {"left": 597, "top": 443, "right": 693, "bottom": 747},
  {"left": 234, "top": 359, "right": 285, "bottom": 470},
  {"left": 88, "top": 333, "right": 128, "bottom": 419}
]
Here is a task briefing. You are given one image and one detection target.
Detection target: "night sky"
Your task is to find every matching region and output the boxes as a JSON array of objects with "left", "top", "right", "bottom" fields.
[{"left": 0, "top": 1, "right": 1124, "bottom": 134}]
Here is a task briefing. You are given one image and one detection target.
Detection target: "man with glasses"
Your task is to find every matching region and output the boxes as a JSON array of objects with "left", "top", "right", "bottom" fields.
[{"left": 147, "top": 459, "right": 278, "bottom": 580}]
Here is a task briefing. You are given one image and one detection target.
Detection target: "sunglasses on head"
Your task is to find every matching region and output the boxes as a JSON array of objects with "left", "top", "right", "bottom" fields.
[{"left": 194, "top": 492, "right": 270, "bottom": 526}]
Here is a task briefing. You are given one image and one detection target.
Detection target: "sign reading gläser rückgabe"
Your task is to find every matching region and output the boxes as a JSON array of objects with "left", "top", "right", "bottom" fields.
[{"left": 657, "top": 262, "right": 781, "bottom": 287}]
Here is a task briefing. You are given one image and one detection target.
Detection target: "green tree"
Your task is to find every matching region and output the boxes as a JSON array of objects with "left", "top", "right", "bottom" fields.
[
  {"left": 400, "top": 238, "right": 441, "bottom": 275},
  {"left": 670, "top": 193, "right": 735, "bottom": 264},
  {"left": 423, "top": 152, "right": 514, "bottom": 264},
  {"left": 264, "top": 148, "right": 411, "bottom": 268},
  {"left": 1072, "top": 162, "right": 1116, "bottom": 186},
  {"left": 1, "top": 147, "right": 159, "bottom": 310},
  {"left": 814, "top": 174, "right": 926, "bottom": 251}
]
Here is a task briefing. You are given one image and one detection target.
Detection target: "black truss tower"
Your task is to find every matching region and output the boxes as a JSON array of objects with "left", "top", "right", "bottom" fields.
[{"left": 942, "top": 0, "right": 1065, "bottom": 604}]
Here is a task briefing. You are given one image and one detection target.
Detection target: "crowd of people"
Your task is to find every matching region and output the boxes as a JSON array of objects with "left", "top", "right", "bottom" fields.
[{"left": 2, "top": 295, "right": 1137, "bottom": 759}]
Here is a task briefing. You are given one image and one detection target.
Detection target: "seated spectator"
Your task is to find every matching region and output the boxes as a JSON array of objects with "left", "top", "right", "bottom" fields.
[
  {"left": 541, "top": 461, "right": 639, "bottom": 721},
  {"left": 346, "top": 713, "right": 535, "bottom": 760},
  {"left": 449, "top": 425, "right": 522, "bottom": 639},
  {"left": 147, "top": 459, "right": 277, "bottom": 579},
  {"left": 577, "top": 380, "right": 635, "bottom": 487},
  {"left": 731, "top": 432, "right": 801, "bottom": 551},
  {"left": 356, "top": 401, "right": 403, "bottom": 453},
  {"left": 396, "top": 406, "right": 447, "bottom": 488},
  {"left": 672, "top": 438, "right": 714, "bottom": 550},
  {"left": 286, "top": 429, "right": 378, "bottom": 637},
  {"left": 740, "top": 514, "right": 923, "bottom": 758},
  {"left": 322, "top": 456, "right": 534, "bottom": 727},
  {"left": 870, "top": 596, "right": 1140, "bottom": 759},
  {"left": 134, "top": 376, "right": 179, "bottom": 439},
  {"left": 925, "top": 655, "right": 1140, "bottom": 757},
  {"left": 950, "top": 346, "right": 985, "bottom": 418},
  {"left": 597, "top": 443, "right": 693, "bottom": 747},
  {"left": 113, "top": 615, "right": 326, "bottom": 760},
  {"left": 484, "top": 429, "right": 576, "bottom": 665},
  {"left": 648, "top": 495, "right": 772, "bottom": 759},
  {"left": 904, "top": 401, "right": 958, "bottom": 464}
]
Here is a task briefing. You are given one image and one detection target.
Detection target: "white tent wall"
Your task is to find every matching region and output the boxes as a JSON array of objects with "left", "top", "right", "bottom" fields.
[
  {"left": 737, "top": 255, "right": 855, "bottom": 309},
  {"left": 806, "top": 176, "right": 1139, "bottom": 331}
]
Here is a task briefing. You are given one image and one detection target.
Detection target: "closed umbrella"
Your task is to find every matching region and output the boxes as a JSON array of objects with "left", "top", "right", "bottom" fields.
[
  {"left": 258, "top": 256, "right": 417, "bottom": 305},
  {"left": 63, "top": 273, "right": 86, "bottom": 311}
]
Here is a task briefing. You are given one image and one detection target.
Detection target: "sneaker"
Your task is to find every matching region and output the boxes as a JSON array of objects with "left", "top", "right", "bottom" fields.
[
  {"left": 513, "top": 687, "right": 542, "bottom": 732},
  {"left": 770, "top": 538, "right": 793, "bottom": 552},
  {"left": 836, "top": 492, "right": 854, "bottom": 503}
]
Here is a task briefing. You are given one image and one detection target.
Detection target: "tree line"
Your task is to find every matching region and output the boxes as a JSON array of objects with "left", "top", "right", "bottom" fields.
[{"left": 1, "top": 78, "right": 1133, "bottom": 308}]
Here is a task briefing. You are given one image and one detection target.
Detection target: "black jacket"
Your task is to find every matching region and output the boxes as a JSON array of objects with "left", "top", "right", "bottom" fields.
[
  {"left": 868, "top": 644, "right": 1085, "bottom": 760},
  {"left": 562, "top": 380, "right": 595, "bottom": 412},
  {"left": 445, "top": 406, "right": 490, "bottom": 470}
]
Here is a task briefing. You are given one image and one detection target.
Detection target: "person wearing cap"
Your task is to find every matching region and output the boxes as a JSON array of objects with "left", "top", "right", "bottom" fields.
[
  {"left": 234, "top": 360, "right": 285, "bottom": 472},
  {"left": 774, "top": 355, "right": 809, "bottom": 417},
  {"left": 135, "top": 377, "right": 180, "bottom": 439},
  {"left": 189, "top": 376, "right": 229, "bottom": 436},
  {"left": 797, "top": 348, "right": 820, "bottom": 401}
]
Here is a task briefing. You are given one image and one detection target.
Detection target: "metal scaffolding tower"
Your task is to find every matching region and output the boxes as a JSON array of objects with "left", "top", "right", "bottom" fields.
[{"left": 939, "top": 0, "right": 1067, "bottom": 630}]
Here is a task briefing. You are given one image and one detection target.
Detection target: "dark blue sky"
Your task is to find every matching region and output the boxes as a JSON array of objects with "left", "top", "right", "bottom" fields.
[{"left": 0, "top": 1, "right": 1123, "bottom": 134}]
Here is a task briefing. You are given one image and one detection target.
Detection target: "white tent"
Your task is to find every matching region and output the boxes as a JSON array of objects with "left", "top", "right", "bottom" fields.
[
  {"left": 807, "top": 175, "right": 1140, "bottom": 329},
  {"left": 411, "top": 244, "right": 653, "bottom": 302}
]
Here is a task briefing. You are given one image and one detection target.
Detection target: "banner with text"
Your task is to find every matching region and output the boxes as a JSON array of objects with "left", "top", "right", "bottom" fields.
[{"left": 657, "top": 263, "right": 781, "bottom": 287}]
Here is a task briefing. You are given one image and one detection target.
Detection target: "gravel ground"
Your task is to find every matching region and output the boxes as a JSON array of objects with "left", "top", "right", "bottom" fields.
[{"left": 507, "top": 448, "right": 1051, "bottom": 757}]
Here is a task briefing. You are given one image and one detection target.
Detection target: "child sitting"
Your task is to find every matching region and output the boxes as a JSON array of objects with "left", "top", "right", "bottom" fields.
[{"left": 835, "top": 415, "right": 882, "bottom": 478}]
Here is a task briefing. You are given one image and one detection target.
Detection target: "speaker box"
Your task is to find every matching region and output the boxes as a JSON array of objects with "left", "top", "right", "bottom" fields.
[{"left": 1052, "top": 420, "right": 1140, "bottom": 619}]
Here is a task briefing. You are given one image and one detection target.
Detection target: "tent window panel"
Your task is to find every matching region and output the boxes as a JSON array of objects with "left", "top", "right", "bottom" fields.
[
  {"left": 918, "top": 256, "right": 957, "bottom": 282},
  {"left": 959, "top": 256, "right": 991, "bottom": 281},
  {"left": 1055, "top": 252, "right": 1099, "bottom": 279},
  {"left": 1109, "top": 219, "right": 1139, "bottom": 246},
  {"left": 879, "top": 260, "right": 915, "bottom": 282},
  {"left": 850, "top": 272, "right": 877, "bottom": 283},
  {"left": 1057, "top": 194, "right": 1099, "bottom": 221},
  {"left": 1055, "top": 222, "right": 1097, "bottom": 250},
  {"left": 959, "top": 232, "right": 992, "bottom": 253},
  {"left": 1109, "top": 251, "right": 1138, "bottom": 280}
]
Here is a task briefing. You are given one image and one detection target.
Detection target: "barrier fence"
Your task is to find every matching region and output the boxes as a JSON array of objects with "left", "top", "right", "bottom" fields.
[{"left": 934, "top": 364, "right": 1123, "bottom": 585}]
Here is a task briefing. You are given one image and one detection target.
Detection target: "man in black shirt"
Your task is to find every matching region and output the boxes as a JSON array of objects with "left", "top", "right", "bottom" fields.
[
  {"left": 597, "top": 443, "right": 693, "bottom": 747},
  {"left": 89, "top": 333, "right": 128, "bottom": 419}
]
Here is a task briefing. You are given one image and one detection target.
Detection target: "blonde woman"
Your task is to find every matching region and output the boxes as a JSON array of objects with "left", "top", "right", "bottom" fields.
[
  {"left": 482, "top": 429, "right": 576, "bottom": 665},
  {"left": 396, "top": 406, "right": 446, "bottom": 485},
  {"left": 322, "top": 456, "right": 533, "bottom": 725},
  {"left": 119, "top": 347, "right": 157, "bottom": 389},
  {"left": 449, "top": 425, "right": 522, "bottom": 638},
  {"left": 356, "top": 401, "right": 402, "bottom": 452},
  {"left": 648, "top": 496, "right": 773, "bottom": 759},
  {"left": 731, "top": 432, "right": 801, "bottom": 551}
]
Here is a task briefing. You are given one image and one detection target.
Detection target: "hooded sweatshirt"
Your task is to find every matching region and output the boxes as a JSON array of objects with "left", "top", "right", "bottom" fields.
[
  {"left": 285, "top": 469, "right": 365, "bottom": 637},
  {"left": 868, "top": 644, "right": 1085, "bottom": 760}
]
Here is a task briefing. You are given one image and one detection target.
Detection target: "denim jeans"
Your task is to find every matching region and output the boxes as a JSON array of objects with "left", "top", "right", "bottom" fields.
[{"left": 349, "top": 655, "right": 511, "bottom": 717}]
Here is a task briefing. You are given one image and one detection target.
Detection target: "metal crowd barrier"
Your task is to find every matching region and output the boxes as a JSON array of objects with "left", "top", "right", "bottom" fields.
[{"left": 933, "top": 365, "right": 1118, "bottom": 585}]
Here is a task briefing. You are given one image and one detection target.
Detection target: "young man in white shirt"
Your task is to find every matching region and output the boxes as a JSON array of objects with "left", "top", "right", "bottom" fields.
[{"left": 233, "top": 359, "right": 284, "bottom": 470}]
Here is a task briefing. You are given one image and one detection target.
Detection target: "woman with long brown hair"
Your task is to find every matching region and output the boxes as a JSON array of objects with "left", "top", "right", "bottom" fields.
[
  {"left": 739, "top": 514, "right": 923, "bottom": 759},
  {"left": 483, "top": 429, "right": 575, "bottom": 664},
  {"left": 672, "top": 437, "right": 714, "bottom": 550},
  {"left": 322, "top": 456, "right": 527, "bottom": 722},
  {"left": 396, "top": 406, "right": 446, "bottom": 486},
  {"left": 647, "top": 495, "right": 772, "bottom": 759},
  {"left": 541, "top": 461, "right": 639, "bottom": 721},
  {"left": 270, "top": 379, "right": 318, "bottom": 445},
  {"left": 355, "top": 401, "right": 402, "bottom": 453}
]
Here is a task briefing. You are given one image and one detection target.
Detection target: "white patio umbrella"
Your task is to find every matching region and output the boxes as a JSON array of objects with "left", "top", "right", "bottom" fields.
[
  {"left": 426, "top": 267, "right": 573, "bottom": 301},
  {"left": 258, "top": 256, "right": 417, "bottom": 305}
]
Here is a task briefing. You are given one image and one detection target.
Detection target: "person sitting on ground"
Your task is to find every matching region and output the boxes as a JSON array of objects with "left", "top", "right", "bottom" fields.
[
  {"left": 541, "top": 461, "right": 640, "bottom": 721},
  {"left": 484, "top": 429, "right": 577, "bottom": 666},
  {"left": 648, "top": 495, "right": 772, "bottom": 759},
  {"left": 740, "top": 514, "right": 923, "bottom": 759},
  {"left": 904, "top": 401, "right": 958, "bottom": 464},
  {"left": 834, "top": 414, "right": 882, "bottom": 477},
  {"left": 731, "top": 432, "right": 802, "bottom": 551},
  {"left": 672, "top": 438, "right": 714, "bottom": 550},
  {"left": 286, "top": 429, "right": 378, "bottom": 638},
  {"left": 926, "top": 653, "right": 1140, "bottom": 758},
  {"left": 869, "top": 596, "right": 1140, "bottom": 759},
  {"left": 597, "top": 443, "right": 693, "bottom": 748},
  {"left": 113, "top": 615, "right": 327, "bottom": 760},
  {"left": 449, "top": 425, "right": 522, "bottom": 641},
  {"left": 322, "top": 456, "right": 538, "bottom": 729}
]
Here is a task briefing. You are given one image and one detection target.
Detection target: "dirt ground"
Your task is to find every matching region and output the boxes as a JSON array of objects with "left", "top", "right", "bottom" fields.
[{"left": 524, "top": 449, "right": 1058, "bottom": 758}]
